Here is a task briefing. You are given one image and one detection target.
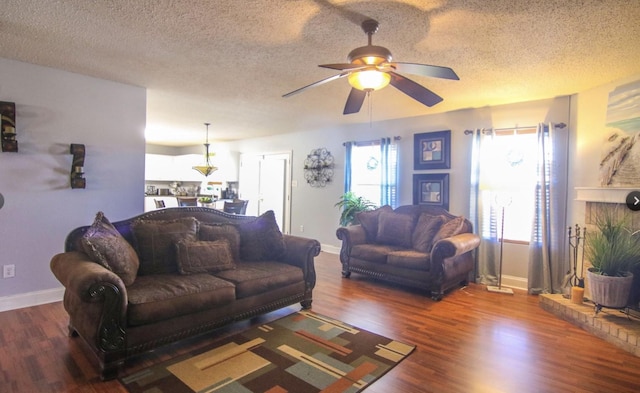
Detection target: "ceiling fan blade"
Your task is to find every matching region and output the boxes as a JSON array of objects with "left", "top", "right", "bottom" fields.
[
  {"left": 343, "top": 88, "right": 367, "bottom": 114},
  {"left": 319, "top": 63, "right": 368, "bottom": 71},
  {"left": 389, "top": 72, "right": 443, "bottom": 107},
  {"left": 282, "top": 72, "right": 350, "bottom": 97},
  {"left": 391, "top": 62, "right": 459, "bottom": 80}
]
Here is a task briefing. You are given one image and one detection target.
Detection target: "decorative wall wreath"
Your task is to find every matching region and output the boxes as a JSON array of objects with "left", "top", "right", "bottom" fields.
[{"left": 304, "top": 148, "right": 334, "bottom": 187}]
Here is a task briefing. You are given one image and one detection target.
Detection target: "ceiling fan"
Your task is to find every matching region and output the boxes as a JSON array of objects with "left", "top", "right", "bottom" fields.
[{"left": 283, "top": 19, "right": 459, "bottom": 115}]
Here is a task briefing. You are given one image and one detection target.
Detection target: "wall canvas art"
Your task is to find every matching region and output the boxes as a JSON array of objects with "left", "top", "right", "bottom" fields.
[{"left": 600, "top": 80, "right": 640, "bottom": 186}]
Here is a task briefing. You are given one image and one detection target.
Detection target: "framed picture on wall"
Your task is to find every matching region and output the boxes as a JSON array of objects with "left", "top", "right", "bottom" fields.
[
  {"left": 413, "top": 173, "right": 449, "bottom": 210},
  {"left": 413, "top": 130, "right": 451, "bottom": 170}
]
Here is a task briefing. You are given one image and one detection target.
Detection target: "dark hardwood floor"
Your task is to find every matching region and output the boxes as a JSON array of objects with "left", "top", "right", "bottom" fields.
[{"left": 2, "top": 251, "right": 640, "bottom": 392}]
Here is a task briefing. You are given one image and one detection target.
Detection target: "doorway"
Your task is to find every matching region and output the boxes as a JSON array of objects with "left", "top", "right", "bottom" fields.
[{"left": 238, "top": 152, "right": 291, "bottom": 234}]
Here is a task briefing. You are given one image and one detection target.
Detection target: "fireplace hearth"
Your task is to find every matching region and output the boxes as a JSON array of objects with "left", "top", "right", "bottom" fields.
[{"left": 540, "top": 294, "right": 640, "bottom": 357}]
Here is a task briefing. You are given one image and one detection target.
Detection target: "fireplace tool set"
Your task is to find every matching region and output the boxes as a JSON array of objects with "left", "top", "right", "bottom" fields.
[{"left": 563, "top": 224, "right": 586, "bottom": 301}]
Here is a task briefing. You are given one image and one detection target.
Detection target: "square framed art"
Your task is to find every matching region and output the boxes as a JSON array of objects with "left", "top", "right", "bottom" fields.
[
  {"left": 413, "top": 173, "right": 449, "bottom": 210},
  {"left": 413, "top": 130, "right": 451, "bottom": 170}
]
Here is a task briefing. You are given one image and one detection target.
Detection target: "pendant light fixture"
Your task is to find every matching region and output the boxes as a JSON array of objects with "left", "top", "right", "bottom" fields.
[{"left": 192, "top": 122, "right": 218, "bottom": 177}]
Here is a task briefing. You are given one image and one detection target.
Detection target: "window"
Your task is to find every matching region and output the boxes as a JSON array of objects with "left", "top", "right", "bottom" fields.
[
  {"left": 479, "top": 129, "right": 538, "bottom": 243},
  {"left": 346, "top": 139, "right": 398, "bottom": 207}
]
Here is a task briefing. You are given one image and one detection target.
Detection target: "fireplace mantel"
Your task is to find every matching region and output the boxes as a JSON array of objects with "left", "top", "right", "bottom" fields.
[{"left": 575, "top": 187, "right": 635, "bottom": 203}]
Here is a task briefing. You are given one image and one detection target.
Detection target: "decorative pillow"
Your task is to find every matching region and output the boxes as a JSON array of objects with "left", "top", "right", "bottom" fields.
[
  {"left": 412, "top": 213, "right": 445, "bottom": 253},
  {"left": 236, "top": 210, "right": 285, "bottom": 261},
  {"left": 132, "top": 217, "right": 199, "bottom": 275},
  {"left": 175, "top": 239, "right": 235, "bottom": 274},
  {"left": 376, "top": 211, "right": 416, "bottom": 248},
  {"left": 432, "top": 216, "right": 469, "bottom": 244},
  {"left": 356, "top": 205, "right": 393, "bottom": 242},
  {"left": 199, "top": 223, "right": 241, "bottom": 262},
  {"left": 80, "top": 211, "right": 139, "bottom": 286}
]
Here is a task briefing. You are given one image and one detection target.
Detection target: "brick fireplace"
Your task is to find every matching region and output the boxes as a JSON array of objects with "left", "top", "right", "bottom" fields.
[
  {"left": 578, "top": 189, "right": 640, "bottom": 309},
  {"left": 539, "top": 187, "right": 640, "bottom": 357}
]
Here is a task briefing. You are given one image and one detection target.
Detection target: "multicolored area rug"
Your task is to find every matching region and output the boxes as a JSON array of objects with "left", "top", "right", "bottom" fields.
[{"left": 120, "top": 310, "right": 415, "bottom": 393}]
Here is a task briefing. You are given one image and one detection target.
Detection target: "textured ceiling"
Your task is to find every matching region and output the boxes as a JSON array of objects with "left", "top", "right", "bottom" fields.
[{"left": 1, "top": 0, "right": 639, "bottom": 146}]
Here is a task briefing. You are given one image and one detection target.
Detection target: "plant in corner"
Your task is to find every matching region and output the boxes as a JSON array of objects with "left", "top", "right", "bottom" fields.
[
  {"left": 585, "top": 205, "right": 640, "bottom": 310},
  {"left": 334, "top": 191, "right": 377, "bottom": 226}
]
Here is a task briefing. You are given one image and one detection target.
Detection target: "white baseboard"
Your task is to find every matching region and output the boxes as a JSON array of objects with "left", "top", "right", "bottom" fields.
[
  {"left": 320, "top": 244, "right": 340, "bottom": 254},
  {"left": 0, "top": 287, "right": 64, "bottom": 312},
  {"left": 499, "top": 275, "right": 528, "bottom": 291}
]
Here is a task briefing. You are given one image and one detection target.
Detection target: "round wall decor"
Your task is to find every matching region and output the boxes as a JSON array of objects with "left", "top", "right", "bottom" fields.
[{"left": 304, "top": 148, "right": 334, "bottom": 187}]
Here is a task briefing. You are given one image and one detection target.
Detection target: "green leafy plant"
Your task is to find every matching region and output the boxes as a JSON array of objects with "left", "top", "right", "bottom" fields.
[
  {"left": 585, "top": 206, "right": 640, "bottom": 276},
  {"left": 334, "top": 191, "right": 377, "bottom": 227},
  {"left": 198, "top": 196, "right": 213, "bottom": 203}
]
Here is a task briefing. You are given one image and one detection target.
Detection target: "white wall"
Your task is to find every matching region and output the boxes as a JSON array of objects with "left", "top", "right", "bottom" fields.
[
  {"left": 0, "top": 58, "right": 146, "bottom": 305},
  {"left": 232, "top": 96, "right": 572, "bottom": 261},
  {"left": 3, "top": 53, "right": 635, "bottom": 308}
]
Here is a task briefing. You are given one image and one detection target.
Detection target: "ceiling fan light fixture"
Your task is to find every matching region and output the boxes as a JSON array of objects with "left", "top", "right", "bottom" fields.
[
  {"left": 348, "top": 70, "right": 390, "bottom": 91},
  {"left": 347, "top": 46, "right": 392, "bottom": 65},
  {"left": 192, "top": 122, "right": 218, "bottom": 177}
]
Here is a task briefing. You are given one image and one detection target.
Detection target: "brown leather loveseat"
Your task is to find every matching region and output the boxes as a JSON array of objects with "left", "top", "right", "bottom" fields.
[{"left": 336, "top": 205, "right": 479, "bottom": 300}]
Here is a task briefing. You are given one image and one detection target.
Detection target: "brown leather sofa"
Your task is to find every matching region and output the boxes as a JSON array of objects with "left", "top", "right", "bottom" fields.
[
  {"left": 50, "top": 207, "right": 320, "bottom": 380},
  {"left": 336, "top": 205, "right": 480, "bottom": 300}
]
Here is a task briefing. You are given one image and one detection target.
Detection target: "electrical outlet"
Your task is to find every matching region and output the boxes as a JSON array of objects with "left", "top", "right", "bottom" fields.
[
  {"left": 299, "top": 225, "right": 304, "bottom": 232},
  {"left": 3, "top": 264, "right": 15, "bottom": 278}
]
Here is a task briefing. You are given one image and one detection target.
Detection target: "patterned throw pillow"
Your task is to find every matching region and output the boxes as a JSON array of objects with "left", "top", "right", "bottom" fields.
[
  {"left": 199, "top": 223, "right": 241, "bottom": 263},
  {"left": 132, "top": 217, "right": 199, "bottom": 275},
  {"left": 236, "top": 210, "right": 285, "bottom": 261},
  {"left": 175, "top": 239, "right": 235, "bottom": 274},
  {"left": 80, "top": 211, "right": 139, "bottom": 286},
  {"left": 412, "top": 213, "right": 445, "bottom": 253},
  {"left": 432, "top": 216, "right": 470, "bottom": 244},
  {"left": 376, "top": 211, "right": 416, "bottom": 248},
  {"left": 356, "top": 205, "right": 393, "bottom": 242}
]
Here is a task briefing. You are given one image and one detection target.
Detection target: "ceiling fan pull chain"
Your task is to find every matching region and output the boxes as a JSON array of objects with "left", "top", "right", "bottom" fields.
[{"left": 368, "top": 91, "right": 373, "bottom": 128}]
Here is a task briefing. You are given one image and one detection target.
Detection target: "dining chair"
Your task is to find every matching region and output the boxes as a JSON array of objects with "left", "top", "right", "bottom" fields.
[
  {"left": 176, "top": 197, "right": 198, "bottom": 207},
  {"left": 223, "top": 200, "right": 248, "bottom": 214}
]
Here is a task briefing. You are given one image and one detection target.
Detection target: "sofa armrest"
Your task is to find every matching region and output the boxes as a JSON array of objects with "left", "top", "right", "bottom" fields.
[
  {"left": 51, "top": 252, "right": 127, "bottom": 303},
  {"left": 432, "top": 233, "right": 481, "bottom": 260},
  {"left": 50, "top": 251, "right": 128, "bottom": 351},
  {"left": 336, "top": 225, "right": 367, "bottom": 266},
  {"left": 281, "top": 234, "right": 320, "bottom": 287},
  {"left": 430, "top": 232, "right": 480, "bottom": 278},
  {"left": 336, "top": 225, "right": 367, "bottom": 246}
]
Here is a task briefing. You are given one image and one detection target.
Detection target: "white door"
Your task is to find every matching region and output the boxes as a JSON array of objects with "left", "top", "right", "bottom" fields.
[
  {"left": 238, "top": 152, "right": 291, "bottom": 234},
  {"left": 238, "top": 154, "right": 260, "bottom": 216},
  {"left": 258, "top": 157, "right": 286, "bottom": 228}
]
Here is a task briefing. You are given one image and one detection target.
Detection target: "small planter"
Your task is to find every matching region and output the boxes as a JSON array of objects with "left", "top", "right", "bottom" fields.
[{"left": 587, "top": 268, "right": 634, "bottom": 309}]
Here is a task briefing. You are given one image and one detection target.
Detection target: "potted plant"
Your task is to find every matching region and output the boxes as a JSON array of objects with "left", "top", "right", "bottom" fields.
[
  {"left": 585, "top": 205, "right": 640, "bottom": 309},
  {"left": 334, "top": 191, "right": 377, "bottom": 226}
]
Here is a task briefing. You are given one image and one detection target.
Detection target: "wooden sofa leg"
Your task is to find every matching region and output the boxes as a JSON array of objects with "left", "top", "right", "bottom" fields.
[
  {"left": 100, "top": 361, "right": 122, "bottom": 381},
  {"left": 67, "top": 324, "right": 79, "bottom": 337}
]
